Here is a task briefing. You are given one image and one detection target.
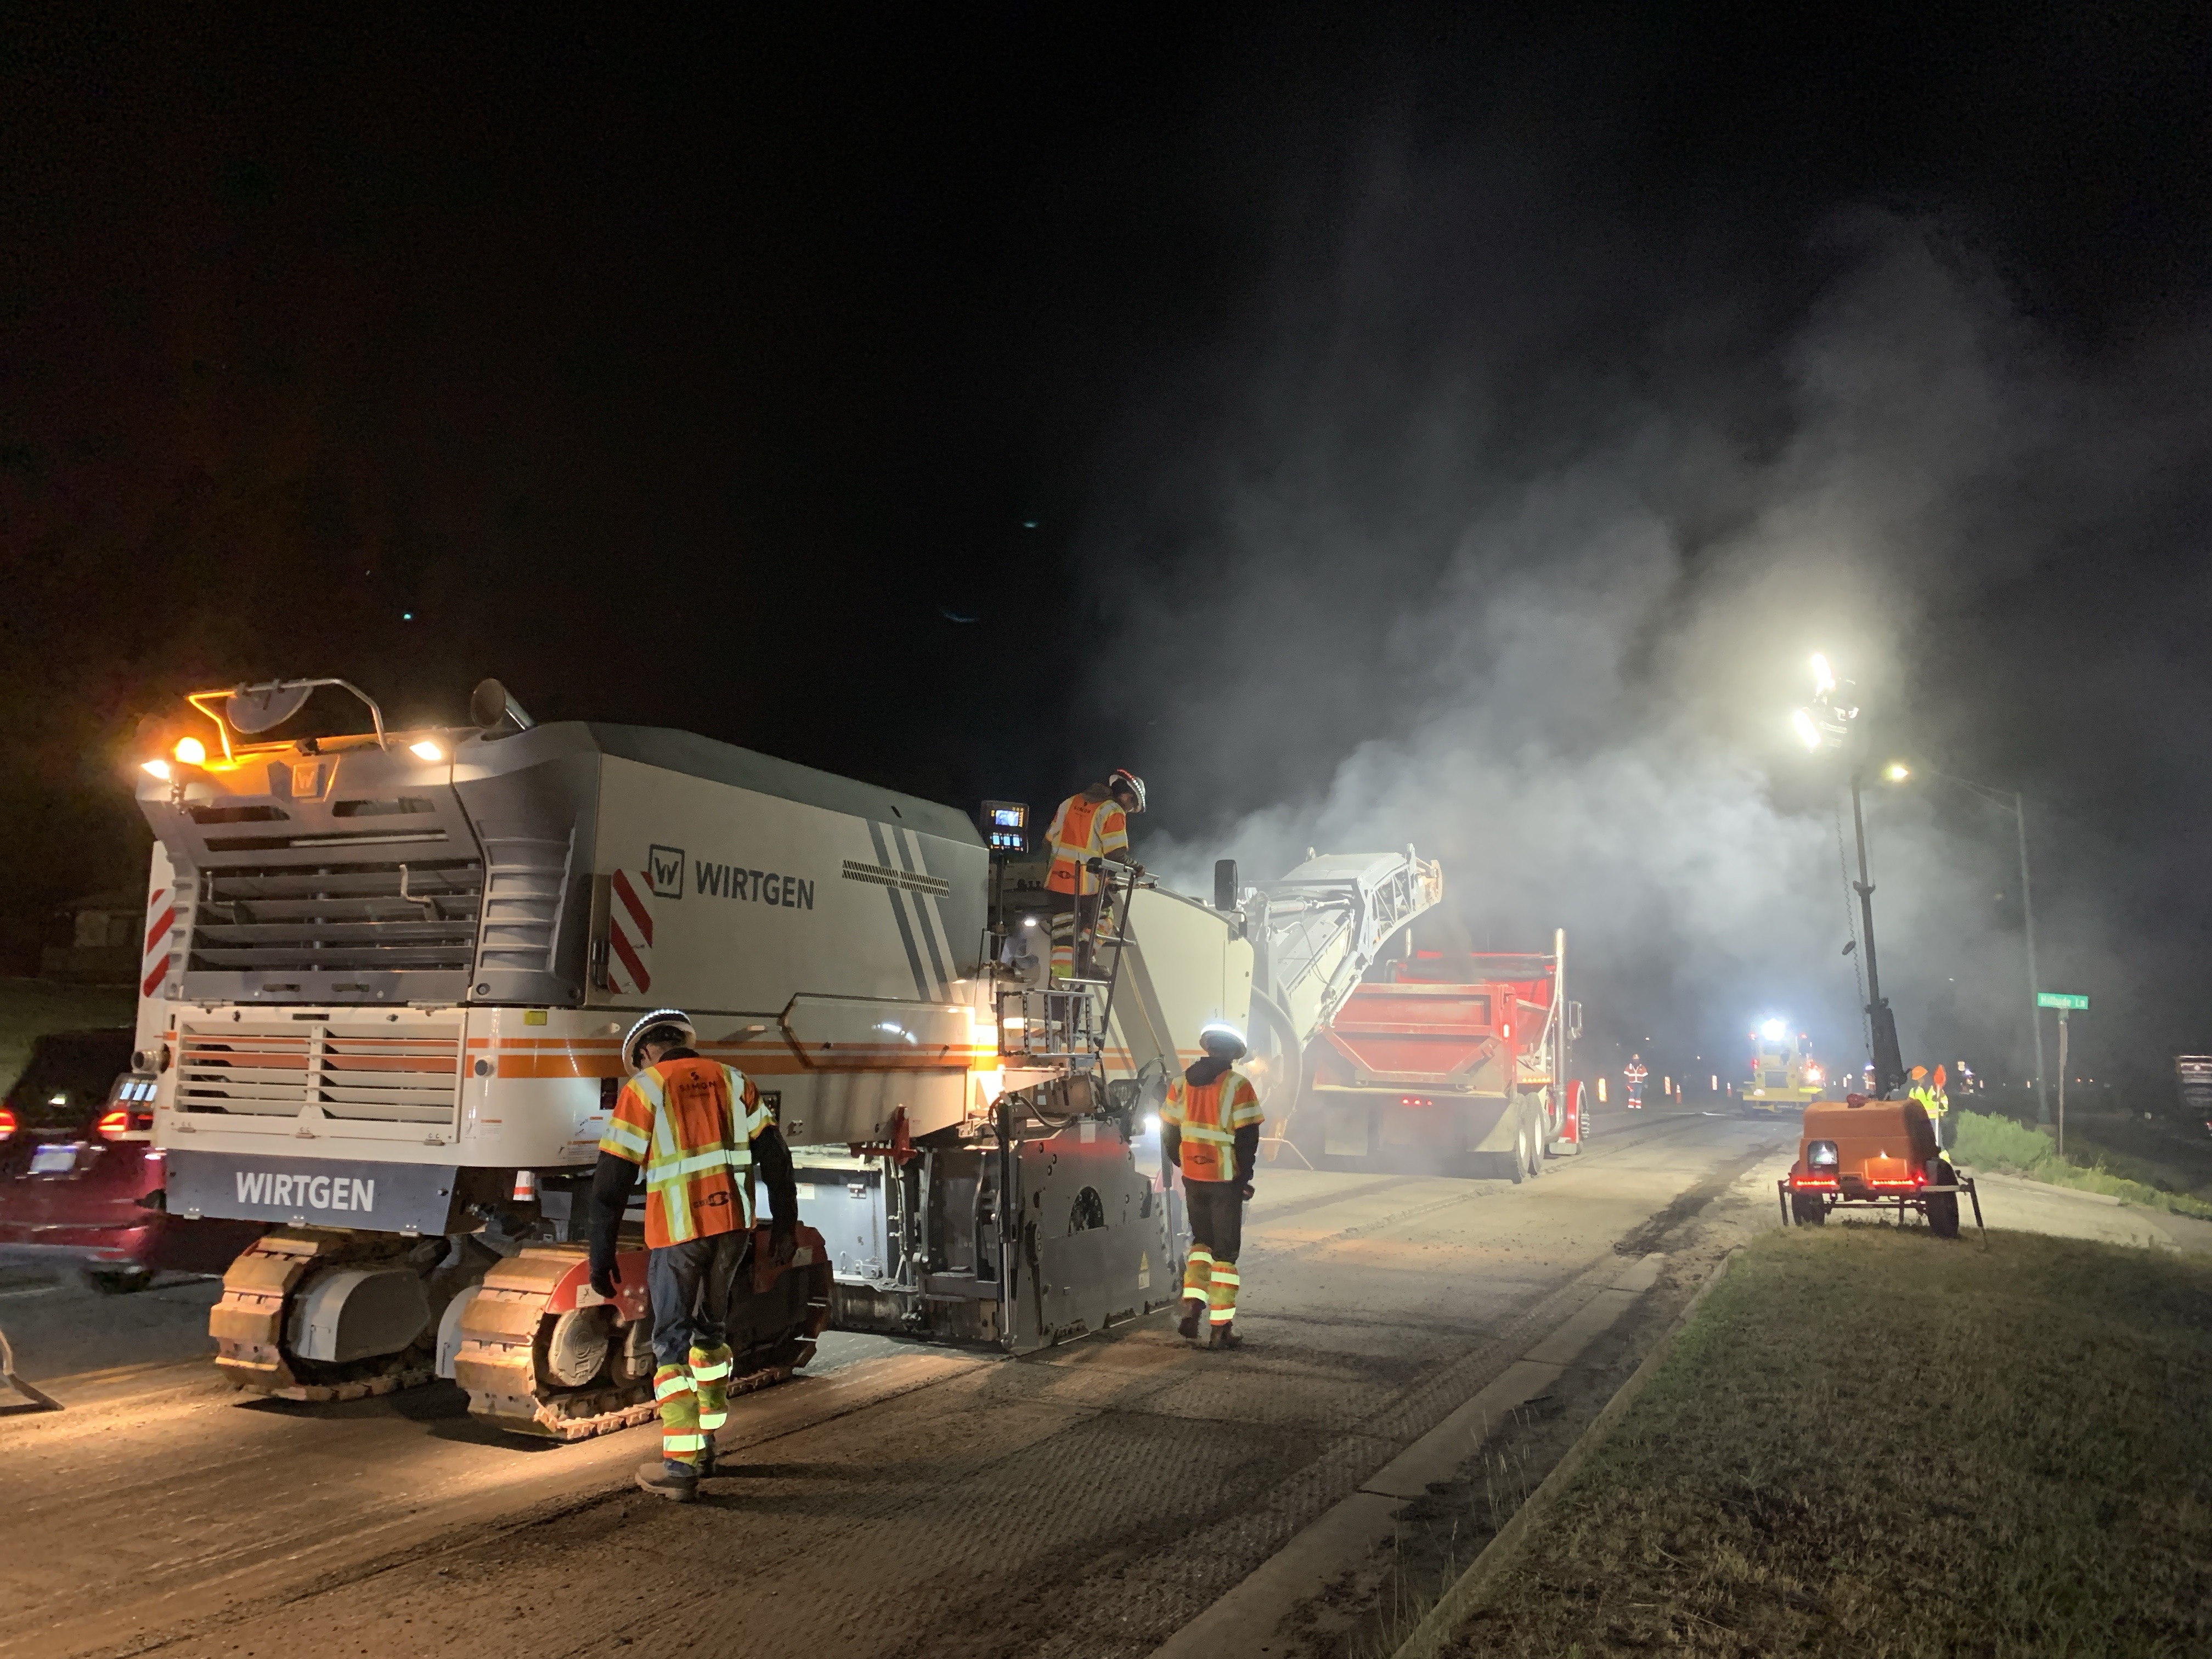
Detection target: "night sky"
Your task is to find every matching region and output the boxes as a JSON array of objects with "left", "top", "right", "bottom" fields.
[{"left": 4, "top": 6, "right": 2210, "bottom": 1091}]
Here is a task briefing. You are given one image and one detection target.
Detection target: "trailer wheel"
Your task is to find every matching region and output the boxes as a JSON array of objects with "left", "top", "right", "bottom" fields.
[
  {"left": 1525, "top": 1111, "right": 1544, "bottom": 1178},
  {"left": 1508, "top": 1124, "right": 1528, "bottom": 1184},
  {"left": 1790, "top": 1192, "right": 1826, "bottom": 1226},
  {"left": 1926, "top": 1190, "right": 1961, "bottom": 1239}
]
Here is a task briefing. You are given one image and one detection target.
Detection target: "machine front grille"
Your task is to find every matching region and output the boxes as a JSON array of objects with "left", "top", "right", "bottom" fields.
[
  {"left": 173, "top": 1018, "right": 464, "bottom": 1124},
  {"left": 187, "top": 858, "right": 485, "bottom": 979}
]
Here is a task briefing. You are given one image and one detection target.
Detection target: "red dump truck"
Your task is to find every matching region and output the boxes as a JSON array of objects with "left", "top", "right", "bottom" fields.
[{"left": 1284, "top": 932, "right": 1581, "bottom": 1179}]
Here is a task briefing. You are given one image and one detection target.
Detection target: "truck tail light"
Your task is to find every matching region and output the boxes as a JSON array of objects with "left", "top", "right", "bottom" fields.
[
  {"left": 97, "top": 1108, "right": 132, "bottom": 1141},
  {"left": 0, "top": 1105, "right": 15, "bottom": 1142}
]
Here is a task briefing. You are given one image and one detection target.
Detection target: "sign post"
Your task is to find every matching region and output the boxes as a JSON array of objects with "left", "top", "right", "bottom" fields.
[{"left": 2037, "top": 993, "right": 2088, "bottom": 1155}]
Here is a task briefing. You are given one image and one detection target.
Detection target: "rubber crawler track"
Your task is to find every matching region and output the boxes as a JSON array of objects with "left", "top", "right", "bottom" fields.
[
  {"left": 208, "top": 1228, "right": 438, "bottom": 1402},
  {"left": 456, "top": 1238, "right": 835, "bottom": 1441}
]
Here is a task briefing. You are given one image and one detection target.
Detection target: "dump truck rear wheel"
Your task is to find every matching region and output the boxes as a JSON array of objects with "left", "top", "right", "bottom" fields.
[{"left": 1507, "top": 1125, "right": 1528, "bottom": 1184}]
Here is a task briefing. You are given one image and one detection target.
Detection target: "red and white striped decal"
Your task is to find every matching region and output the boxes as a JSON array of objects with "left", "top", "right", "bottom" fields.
[
  {"left": 142, "top": 887, "right": 178, "bottom": 998},
  {"left": 607, "top": 868, "right": 654, "bottom": 995}
]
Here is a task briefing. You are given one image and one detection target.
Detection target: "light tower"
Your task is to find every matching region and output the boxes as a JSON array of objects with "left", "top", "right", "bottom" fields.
[{"left": 1794, "top": 655, "right": 1906, "bottom": 1097}]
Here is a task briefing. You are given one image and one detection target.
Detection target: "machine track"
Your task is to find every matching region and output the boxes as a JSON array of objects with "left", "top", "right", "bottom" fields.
[
  {"left": 454, "top": 1227, "right": 836, "bottom": 1440},
  {"left": 208, "top": 1229, "right": 441, "bottom": 1402}
]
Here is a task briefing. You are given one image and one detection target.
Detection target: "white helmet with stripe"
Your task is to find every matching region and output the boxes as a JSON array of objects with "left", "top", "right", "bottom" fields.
[{"left": 624, "top": 1007, "right": 697, "bottom": 1071}]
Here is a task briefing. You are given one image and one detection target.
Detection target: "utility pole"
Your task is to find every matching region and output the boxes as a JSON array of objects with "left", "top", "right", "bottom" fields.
[
  {"left": 1898, "top": 767, "right": 2048, "bottom": 1127},
  {"left": 2015, "top": 794, "right": 2050, "bottom": 1127}
]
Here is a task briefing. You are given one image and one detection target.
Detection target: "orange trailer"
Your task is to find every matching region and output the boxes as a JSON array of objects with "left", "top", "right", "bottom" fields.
[{"left": 1778, "top": 1096, "right": 1983, "bottom": 1238}]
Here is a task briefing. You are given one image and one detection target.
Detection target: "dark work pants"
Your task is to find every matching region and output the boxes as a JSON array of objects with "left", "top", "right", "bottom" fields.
[
  {"left": 1183, "top": 1178, "right": 1244, "bottom": 1264},
  {"left": 646, "top": 1228, "right": 748, "bottom": 1367}
]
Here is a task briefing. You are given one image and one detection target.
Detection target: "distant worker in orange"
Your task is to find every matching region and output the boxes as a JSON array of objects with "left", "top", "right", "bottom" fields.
[
  {"left": 590, "top": 1009, "right": 799, "bottom": 1502},
  {"left": 1624, "top": 1054, "right": 1649, "bottom": 1110},
  {"left": 1043, "top": 768, "right": 1145, "bottom": 980},
  {"left": 1163, "top": 1023, "right": 1265, "bottom": 1350}
]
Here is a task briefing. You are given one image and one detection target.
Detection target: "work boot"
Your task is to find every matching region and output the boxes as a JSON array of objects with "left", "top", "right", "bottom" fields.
[
  {"left": 635, "top": 1459, "right": 699, "bottom": 1502},
  {"left": 1210, "top": 1322, "right": 1243, "bottom": 1351},
  {"left": 1177, "top": 1299, "right": 1204, "bottom": 1341},
  {"left": 696, "top": 1441, "right": 724, "bottom": 1480}
]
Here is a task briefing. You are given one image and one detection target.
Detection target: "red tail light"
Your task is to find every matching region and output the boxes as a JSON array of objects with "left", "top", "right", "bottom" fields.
[
  {"left": 0, "top": 1105, "right": 15, "bottom": 1142},
  {"left": 96, "top": 1108, "right": 132, "bottom": 1141}
]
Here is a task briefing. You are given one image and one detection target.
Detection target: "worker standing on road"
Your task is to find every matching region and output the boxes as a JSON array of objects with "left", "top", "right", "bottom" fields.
[
  {"left": 1624, "top": 1054, "right": 1648, "bottom": 1110},
  {"left": 1162, "top": 1023, "right": 1265, "bottom": 1351},
  {"left": 589, "top": 1009, "right": 800, "bottom": 1502},
  {"left": 1043, "top": 769, "right": 1145, "bottom": 980}
]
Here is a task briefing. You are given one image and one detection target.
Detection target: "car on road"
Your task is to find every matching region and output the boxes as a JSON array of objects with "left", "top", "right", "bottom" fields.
[{"left": 0, "top": 1029, "right": 263, "bottom": 1291}]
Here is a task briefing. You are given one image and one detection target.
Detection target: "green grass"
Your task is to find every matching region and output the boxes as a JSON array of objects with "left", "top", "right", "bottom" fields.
[
  {"left": 0, "top": 978, "right": 135, "bottom": 1097},
  {"left": 1438, "top": 1228, "right": 2212, "bottom": 1657},
  {"left": 1952, "top": 1108, "right": 2212, "bottom": 1220}
]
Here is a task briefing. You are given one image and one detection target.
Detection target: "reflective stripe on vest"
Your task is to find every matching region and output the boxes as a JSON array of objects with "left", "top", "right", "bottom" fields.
[
  {"left": 1164, "top": 1068, "right": 1257, "bottom": 1182},
  {"left": 632, "top": 1059, "right": 755, "bottom": 1246},
  {"left": 1046, "top": 794, "right": 1104, "bottom": 894}
]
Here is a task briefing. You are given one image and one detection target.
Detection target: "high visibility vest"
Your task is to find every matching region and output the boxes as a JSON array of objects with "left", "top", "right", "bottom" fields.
[
  {"left": 1910, "top": 1084, "right": 1948, "bottom": 1119},
  {"left": 1162, "top": 1066, "right": 1264, "bottom": 1183},
  {"left": 599, "top": 1056, "right": 772, "bottom": 1248},
  {"left": 1045, "top": 792, "right": 1128, "bottom": 896}
]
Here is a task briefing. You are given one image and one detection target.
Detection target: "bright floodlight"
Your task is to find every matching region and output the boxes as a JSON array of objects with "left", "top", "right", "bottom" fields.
[
  {"left": 1760, "top": 1018, "right": 1787, "bottom": 1041},
  {"left": 409, "top": 740, "right": 444, "bottom": 761},
  {"left": 1884, "top": 761, "right": 1910, "bottom": 782},
  {"left": 1791, "top": 709, "right": 1822, "bottom": 751},
  {"left": 1810, "top": 653, "right": 1836, "bottom": 695},
  {"left": 141, "top": 759, "right": 170, "bottom": 780},
  {"left": 172, "top": 736, "right": 206, "bottom": 766}
]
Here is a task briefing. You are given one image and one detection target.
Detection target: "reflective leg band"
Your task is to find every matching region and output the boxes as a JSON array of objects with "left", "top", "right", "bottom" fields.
[
  {"left": 654, "top": 1365, "right": 696, "bottom": 1402},
  {"left": 1209, "top": 1265, "right": 1240, "bottom": 1324},
  {"left": 656, "top": 1363, "right": 702, "bottom": 1465},
  {"left": 691, "top": 1342, "right": 733, "bottom": 1433},
  {"left": 1182, "top": 1248, "right": 1215, "bottom": 1298}
]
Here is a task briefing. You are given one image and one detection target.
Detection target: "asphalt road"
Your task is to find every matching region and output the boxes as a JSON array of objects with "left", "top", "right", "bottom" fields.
[{"left": 0, "top": 1106, "right": 1790, "bottom": 1659}]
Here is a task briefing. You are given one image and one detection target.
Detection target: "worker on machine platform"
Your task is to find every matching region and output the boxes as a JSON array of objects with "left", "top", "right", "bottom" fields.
[
  {"left": 1907, "top": 1064, "right": 1952, "bottom": 1149},
  {"left": 1043, "top": 768, "right": 1146, "bottom": 980},
  {"left": 1163, "top": 1022, "right": 1265, "bottom": 1351},
  {"left": 590, "top": 1008, "right": 799, "bottom": 1502}
]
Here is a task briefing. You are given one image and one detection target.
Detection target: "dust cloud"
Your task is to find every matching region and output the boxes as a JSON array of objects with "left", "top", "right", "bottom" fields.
[{"left": 1082, "top": 173, "right": 2211, "bottom": 1088}]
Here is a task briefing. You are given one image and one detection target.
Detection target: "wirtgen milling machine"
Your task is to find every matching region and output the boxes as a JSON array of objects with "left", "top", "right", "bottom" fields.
[{"left": 125, "top": 678, "right": 1440, "bottom": 1439}]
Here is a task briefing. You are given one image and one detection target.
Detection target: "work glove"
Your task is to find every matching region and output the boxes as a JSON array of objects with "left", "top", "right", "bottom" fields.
[
  {"left": 771, "top": 1218, "right": 797, "bottom": 1265},
  {"left": 588, "top": 1254, "right": 620, "bottom": 1301},
  {"left": 1237, "top": 1181, "right": 1255, "bottom": 1202}
]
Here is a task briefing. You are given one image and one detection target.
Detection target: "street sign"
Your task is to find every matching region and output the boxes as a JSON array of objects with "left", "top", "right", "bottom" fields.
[{"left": 2037, "top": 992, "right": 2089, "bottom": 1011}]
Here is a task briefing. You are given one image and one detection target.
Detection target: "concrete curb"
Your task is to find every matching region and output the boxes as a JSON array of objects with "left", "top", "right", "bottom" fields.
[{"left": 1387, "top": 1246, "right": 1741, "bottom": 1659}]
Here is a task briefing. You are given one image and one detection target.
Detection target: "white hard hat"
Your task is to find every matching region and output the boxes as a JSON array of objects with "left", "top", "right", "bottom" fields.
[
  {"left": 1199, "top": 1022, "right": 1246, "bottom": 1059},
  {"left": 624, "top": 1008, "right": 696, "bottom": 1070}
]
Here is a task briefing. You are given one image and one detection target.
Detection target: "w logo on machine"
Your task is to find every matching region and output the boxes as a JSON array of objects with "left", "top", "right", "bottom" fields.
[
  {"left": 607, "top": 867, "right": 656, "bottom": 995},
  {"left": 647, "top": 844, "right": 685, "bottom": 899}
]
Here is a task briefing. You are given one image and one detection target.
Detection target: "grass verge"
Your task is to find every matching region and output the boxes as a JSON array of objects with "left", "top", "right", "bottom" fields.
[
  {"left": 1953, "top": 1108, "right": 2212, "bottom": 1220},
  {"left": 1432, "top": 1227, "right": 2212, "bottom": 1657},
  {"left": 0, "top": 977, "right": 134, "bottom": 1095}
]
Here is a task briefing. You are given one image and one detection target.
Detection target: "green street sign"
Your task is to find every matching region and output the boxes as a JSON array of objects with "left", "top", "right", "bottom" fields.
[{"left": 2038, "top": 992, "right": 2089, "bottom": 1011}]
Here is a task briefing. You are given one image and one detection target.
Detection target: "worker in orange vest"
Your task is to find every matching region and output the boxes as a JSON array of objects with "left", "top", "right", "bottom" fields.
[
  {"left": 590, "top": 1008, "right": 799, "bottom": 1502},
  {"left": 1042, "top": 769, "right": 1145, "bottom": 980},
  {"left": 1162, "top": 1023, "right": 1265, "bottom": 1350}
]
